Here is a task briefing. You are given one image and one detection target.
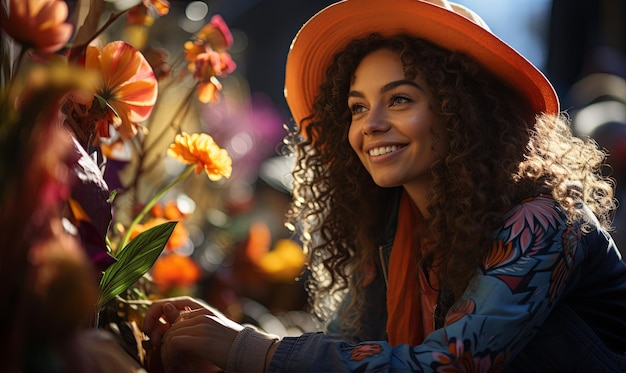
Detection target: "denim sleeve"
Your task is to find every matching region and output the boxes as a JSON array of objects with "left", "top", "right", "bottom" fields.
[{"left": 268, "top": 196, "right": 586, "bottom": 372}]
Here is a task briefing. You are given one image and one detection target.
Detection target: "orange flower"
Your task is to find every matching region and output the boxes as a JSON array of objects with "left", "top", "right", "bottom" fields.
[
  {"left": 0, "top": 0, "right": 73, "bottom": 53},
  {"left": 151, "top": 253, "right": 201, "bottom": 293},
  {"left": 193, "top": 51, "right": 236, "bottom": 103},
  {"left": 167, "top": 132, "right": 232, "bottom": 181},
  {"left": 184, "top": 15, "right": 233, "bottom": 67},
  {"left": 84, "top": 41, "right": 158, "bottom": 140},
  {"left": 183, "top": 14, "right": 236, "bottom": 103}
]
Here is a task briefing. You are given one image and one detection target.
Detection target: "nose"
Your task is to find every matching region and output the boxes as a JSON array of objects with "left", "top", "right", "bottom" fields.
[{"left": 361, "top": 105, "right": 390, "bottom": 135}]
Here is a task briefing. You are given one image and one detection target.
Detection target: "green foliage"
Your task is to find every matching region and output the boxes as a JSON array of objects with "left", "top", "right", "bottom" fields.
[{"left": 98, "top": 221, "right": 177, "bottom": 309}]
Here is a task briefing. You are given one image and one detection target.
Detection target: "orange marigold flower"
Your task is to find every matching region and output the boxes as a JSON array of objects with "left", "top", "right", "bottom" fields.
[
  {"left": 151, "top": 253, "right": 201, "bottom": 293},
  {"left": 0, "top": 0, "right": 73, "bottom": 53},
  {"left": 167, "top": 132, "right": 232, "bottom": 181},
  {"left": 84, "top": 41, "right": 158, "bottom": 140}
]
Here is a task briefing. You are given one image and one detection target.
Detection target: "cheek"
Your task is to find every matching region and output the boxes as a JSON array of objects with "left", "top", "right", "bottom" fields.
[{"left": 348, "top": 123, "right": 361, "bottom": 153}]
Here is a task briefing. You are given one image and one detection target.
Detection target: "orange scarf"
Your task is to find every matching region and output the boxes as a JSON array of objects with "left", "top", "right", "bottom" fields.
[{"left": 386, "top": 192, "right": 439, "bottom": 346}]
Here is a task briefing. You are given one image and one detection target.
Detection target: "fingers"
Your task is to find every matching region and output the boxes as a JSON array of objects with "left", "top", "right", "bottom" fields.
[
  {"left": 174, "top": 306, "right": 215, "bottom": 324},
  {"left": 143, "top": 297, "right": 213, "bottom": 343},
  {"left": 143, "top": 302, "right": 167, "bottom": 336},
  {"left": 145, "top": 297, "right": 206, "bottom": 325}
]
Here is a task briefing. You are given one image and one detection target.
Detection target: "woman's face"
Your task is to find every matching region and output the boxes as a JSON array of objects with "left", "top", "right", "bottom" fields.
[{"left": 348, "top": 48, "right": 447, "bottom": 193}]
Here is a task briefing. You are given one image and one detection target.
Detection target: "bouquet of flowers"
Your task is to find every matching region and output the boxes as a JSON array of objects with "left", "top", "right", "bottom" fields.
[{"left": 0, "top": 0, "right": 240, "bottom": 370}]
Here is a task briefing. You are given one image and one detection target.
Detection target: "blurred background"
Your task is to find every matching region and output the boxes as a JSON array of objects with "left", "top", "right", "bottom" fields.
[{"left": 78, "top": 0, "right": 626, "bottom": 336}]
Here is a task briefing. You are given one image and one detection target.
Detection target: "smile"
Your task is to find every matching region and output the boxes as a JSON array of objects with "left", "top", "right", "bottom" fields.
[{"left": 368, "top": 145, "right": 405, "bottom": 156}]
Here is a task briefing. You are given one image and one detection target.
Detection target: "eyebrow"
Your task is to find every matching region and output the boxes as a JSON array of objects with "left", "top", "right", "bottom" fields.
[{"left": 348, "top": 79, "right": 425, "bottom": 98}]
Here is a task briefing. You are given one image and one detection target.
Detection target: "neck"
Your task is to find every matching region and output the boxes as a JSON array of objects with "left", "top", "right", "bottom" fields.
[{"left": 403, "top": 183, "right": 430, "bottom": 218}]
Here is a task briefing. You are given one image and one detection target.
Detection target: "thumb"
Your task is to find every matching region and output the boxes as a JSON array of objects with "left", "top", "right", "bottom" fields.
[{"left": 163, "top": 303, "right": 180, "bottom": 324}]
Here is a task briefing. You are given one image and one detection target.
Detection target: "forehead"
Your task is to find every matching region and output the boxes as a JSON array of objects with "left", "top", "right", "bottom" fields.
[
  {"left": 350, "top": 48, "right": 429, "bottom": 92},
  {"left": 351, "top": 49, "right": 405, "bottom": 83}
]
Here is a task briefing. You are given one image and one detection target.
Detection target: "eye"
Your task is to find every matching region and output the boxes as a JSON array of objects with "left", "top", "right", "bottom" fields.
[
  {"left": 350, "top": 102, "right": 368, "bottom": 115},
  {"left": 390, "top": 95, "right": 411, "bottom": 106}
]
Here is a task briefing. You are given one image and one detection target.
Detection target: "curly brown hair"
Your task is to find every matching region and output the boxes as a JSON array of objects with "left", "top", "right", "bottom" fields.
[{"left": 285, "top": 34, "right": 616, "bottom": 335}]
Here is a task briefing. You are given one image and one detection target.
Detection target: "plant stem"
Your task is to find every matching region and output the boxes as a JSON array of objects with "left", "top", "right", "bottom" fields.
[{"left": 117, "top": 164, "right": 195, "bottom": 251}]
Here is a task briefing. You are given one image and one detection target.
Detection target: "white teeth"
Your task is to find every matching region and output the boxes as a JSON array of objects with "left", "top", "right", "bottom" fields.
[{"left": 368, "top": 145, "right": 400, "bottom": 156}]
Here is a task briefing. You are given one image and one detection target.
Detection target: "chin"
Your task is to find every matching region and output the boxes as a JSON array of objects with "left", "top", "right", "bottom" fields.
[{"left": 372, "top": 178, "right": 402, "bottom": 188}]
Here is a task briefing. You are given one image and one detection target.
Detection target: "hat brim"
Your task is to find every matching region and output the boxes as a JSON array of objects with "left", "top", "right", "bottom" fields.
[{"left": 284, "top": 0, "right": 559, "bottom": 128}]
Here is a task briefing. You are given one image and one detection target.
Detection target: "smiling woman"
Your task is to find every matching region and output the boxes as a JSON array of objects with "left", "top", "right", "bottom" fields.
[
  {"left": 143, "top": 1, "right": 626, "bottom": 372},
  {"left": 347, "top": 48, "right": 446, "bottom": 212}
]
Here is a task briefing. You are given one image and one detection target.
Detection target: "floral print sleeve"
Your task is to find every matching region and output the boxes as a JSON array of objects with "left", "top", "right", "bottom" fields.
[
  {"left": 413, "top": 195, "right": 580, "bottom": 371},
  {"left": 268, "top": 196, "right": 586, "bottom": 372}
]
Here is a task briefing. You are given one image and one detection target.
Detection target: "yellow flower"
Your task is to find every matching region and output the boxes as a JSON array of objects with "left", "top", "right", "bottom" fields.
[
  {"left": 167, "top": 132, "right": 232, "bottom": 181},
  {"left": 257, "top": 239, "right": 305, "bottom": 282},
  {"left": 0, "top": 0, "right": 73, "bottom": 53}
]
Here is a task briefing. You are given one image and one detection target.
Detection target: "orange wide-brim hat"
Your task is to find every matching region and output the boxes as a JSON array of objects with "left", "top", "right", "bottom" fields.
[{"left": 284, "top": 0, "right": 559, "bottom": 129}]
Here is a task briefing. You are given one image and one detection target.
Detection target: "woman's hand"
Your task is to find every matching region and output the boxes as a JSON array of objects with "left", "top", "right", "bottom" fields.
[
  {"left": 142, "top": 296, "right": 243, "bottom": 372},
  {"left": 161, "top": 311, "right": 242, "bottom": 372},
  {"left": 143, "top": 296, "right": 218, "bottom": 346}
]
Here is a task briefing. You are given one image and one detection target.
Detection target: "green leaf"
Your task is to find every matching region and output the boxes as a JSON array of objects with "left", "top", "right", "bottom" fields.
[{"left": 97, "top": 221, "right": 177, "bottom": 309}]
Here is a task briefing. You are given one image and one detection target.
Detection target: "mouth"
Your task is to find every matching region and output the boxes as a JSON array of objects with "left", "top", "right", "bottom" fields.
[{"left": 368, "top": 144, "right": 406, "bottom": 157}]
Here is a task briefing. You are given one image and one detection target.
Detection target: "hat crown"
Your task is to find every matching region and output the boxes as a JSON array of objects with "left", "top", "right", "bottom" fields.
[
  {"left": 285, "top": 0, "right": 559, "bottom": 133},
  {"left": 424, "top": 0, "right": 491, "bottom": 30}
]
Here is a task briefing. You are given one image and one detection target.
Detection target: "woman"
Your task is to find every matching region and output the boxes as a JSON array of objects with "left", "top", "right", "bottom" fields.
[{"left": 143, "top": 0, "right": 626, "bottom": 371}]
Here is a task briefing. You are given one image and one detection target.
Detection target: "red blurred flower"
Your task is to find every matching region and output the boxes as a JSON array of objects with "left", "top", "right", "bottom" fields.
[
  {"left": 151, "top": 253, "right": 201, "bottom": 293},
  {"left": 0, "top": 0, "right": 73, "bottom": 53}
]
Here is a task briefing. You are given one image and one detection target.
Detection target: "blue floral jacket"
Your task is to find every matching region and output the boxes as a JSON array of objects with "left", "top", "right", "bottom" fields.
[{"left": 268, "top": 195, "right": 626, "bottom": 372}]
